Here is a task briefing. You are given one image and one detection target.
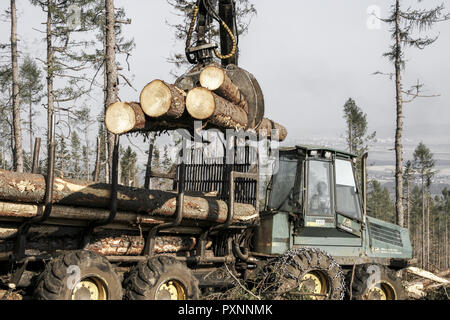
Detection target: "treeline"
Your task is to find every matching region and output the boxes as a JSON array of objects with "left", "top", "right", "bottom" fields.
[
  {"left": 0, "top": 0, "right": 256, "bottom": 185},
  {"left": 343, "top": 98, "right": 449, "bottom": 272},
  {"left": 0, "top": 0, "right": 134, "bottom": 184},
  {"left": 367, "top": 180, "right": 449, "bottom": 272},
  {"left": 343, "top": 0, "right": 450, "bottom": 273}
]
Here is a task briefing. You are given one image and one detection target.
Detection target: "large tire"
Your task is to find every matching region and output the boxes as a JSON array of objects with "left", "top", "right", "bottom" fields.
[
  {"left": 124, "top": 255, "right": 199, "bottom": 300},
  {"left": 260, "top": 248, "right": 346, "bottom": 300},
  {"left": 350, "top": 264, "right": 406, "bottom": 300},
  {"left": 34, "top": 250, "right": 123, "bottom": 300}
]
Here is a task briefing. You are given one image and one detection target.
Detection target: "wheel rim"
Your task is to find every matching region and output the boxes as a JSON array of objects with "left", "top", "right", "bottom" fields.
[
  {"left": 71, "top": 277, "right": 108, "bottom": 300},
  {"left": 155, "top": 280, "right": 187, "bottom": 300},
  {"left": 366, "top": 282, "right": 396, "bottom": 300},
  {"left": 299, "top": 271, "right": 329, "bottom": 300}
]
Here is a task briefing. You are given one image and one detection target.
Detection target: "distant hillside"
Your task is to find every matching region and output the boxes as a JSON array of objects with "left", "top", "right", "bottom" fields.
[
  {"left": 380, "top": 182, "right": 450, "bottom": 197},
  {"left": 369, "top": 159, "right": 450, "bottom": 167}
]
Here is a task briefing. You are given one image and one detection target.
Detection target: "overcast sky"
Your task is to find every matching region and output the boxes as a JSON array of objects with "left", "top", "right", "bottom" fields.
[{"left": 1, "top": 0, "right": 450, "bottom": 149}]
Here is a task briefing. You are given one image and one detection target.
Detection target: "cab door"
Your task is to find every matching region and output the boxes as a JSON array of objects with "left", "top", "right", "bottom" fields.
[
  {"left": 334, "top": 158, "right": 363, "bottom": 238},
  {"left": 294, "top": 158, "right": 363, "bottom": 250},
  {"left": 303, "top": 159, "right": 335, "bottom": 229}
]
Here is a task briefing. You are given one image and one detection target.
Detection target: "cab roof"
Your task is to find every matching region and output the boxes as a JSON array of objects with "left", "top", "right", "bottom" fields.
[{"left": 280, "top": 144, "right": 357, "bottom": 159}]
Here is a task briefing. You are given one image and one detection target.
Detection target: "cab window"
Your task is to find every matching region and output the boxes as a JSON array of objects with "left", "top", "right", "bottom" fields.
[
  {"left": 307, "top": 160, "right": 332, "bottom": 216},
  {"left": 335, "top": 159, "right": 362, "bottom": 220},
  {"left": 268, "top": 155, "right": 299, "bottom": 212}
]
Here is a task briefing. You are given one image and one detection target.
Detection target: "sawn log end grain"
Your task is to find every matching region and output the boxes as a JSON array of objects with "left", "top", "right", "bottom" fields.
[
  {"left": 105, "top": 102, "right": 145, "bottom": 135},
  {"left": 199, "top": 65, "right": 225, "bottom": 91},
  {"left": 140, "top": 80, "right": 172, "bottom": 117},
  {"left": 186, "top": 87, "right": 216, "bottom": 120},
  {"left": 140, "top": 80, "right": 185, "bottom": 119}
]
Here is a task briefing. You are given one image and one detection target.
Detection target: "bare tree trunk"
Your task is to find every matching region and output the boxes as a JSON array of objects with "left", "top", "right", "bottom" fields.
[
  {"left": 348, "top": 119, "right": 353, "bottom": 153},
  {"left": 93, "top": 136, "right": 101, "bottom": 181},
  {"left": 416, "top": 225, "right": 420, "bottom": 264},
  {"left": 0, "top": 145, "right": 4, "bottom": 170},
  {"left": 437, "top": 214, "right": 440, "bottom": 270},
  {"left": 117, "top": 149, "right": 121, "bottom": 186},
  {"left": 394, "top": 0, "right": 404, "bottom": 228},
  {"left": 84, "top": 126, "right": 90, "bottom": 182},
  {"left": 29, "top": 100, "right": 33, "bottom": 159},
  {"left": 446, "top": 214, "right": 449, "bottom": 269},
  {"left": 46, "top": 0, "right": 54, "bottom": 160},
  {"left": 407, "top": 178, "right": 410, "bottom": 231},
  {"left": 422, "top": 178, "right": 426, "bottom": 269},
  {"left": 104, "top": 129, "right": 109, "bottom": 183},
  {"left": 427, "top": 196, "right": 430, "bottom": 269},
  {"left": 105, "top": 0, "right": 118, "bottom": 183},
  {"left": 10, "top": 0, "right": 23, "bottom": 173},
  {"left": 144, "top": 133, "right": 155, "bottom": 189}
]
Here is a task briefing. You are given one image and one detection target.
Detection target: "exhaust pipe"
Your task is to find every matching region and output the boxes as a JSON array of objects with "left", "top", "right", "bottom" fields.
[{"left": 361, "top": 152, "right": 369, "bottom": 222}]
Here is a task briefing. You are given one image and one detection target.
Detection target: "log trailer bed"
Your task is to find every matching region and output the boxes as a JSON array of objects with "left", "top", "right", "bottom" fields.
[{"left": 0, "top": 139, "right": 262, "bottom": 300}]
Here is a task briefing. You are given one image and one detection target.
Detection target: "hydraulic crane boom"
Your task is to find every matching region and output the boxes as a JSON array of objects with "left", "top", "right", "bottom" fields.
[
  {"left": 218, "top": 0, "right": 238, "bottom": 66},
  {"left": 185, "top": 0, "right": 238, "bottom": 66}
]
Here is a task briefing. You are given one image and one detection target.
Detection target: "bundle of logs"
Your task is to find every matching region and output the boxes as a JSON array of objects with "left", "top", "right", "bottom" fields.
[
  {"left": 105, "top": 64, "right": 287, "bottom": 141},
  {"left": 0, "top": 169, "right": 257, "bottom": 257},
  {"left": 0, "top": 64, "right": 281, "bottom": 258},
  {"left": 404, "top": 267, "right": 450, "bottom": 299}
]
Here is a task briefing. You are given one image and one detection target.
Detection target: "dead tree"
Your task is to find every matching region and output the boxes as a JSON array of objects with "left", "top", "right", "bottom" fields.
[
  {"left": 10, "top": 0, "right": 23, "bottom": 173},
  {"left": 104, "top": 0, "right": 119, "bottom": 184},
  {"left": 379, "top": 0, "right": 450, "bottom": 227}
]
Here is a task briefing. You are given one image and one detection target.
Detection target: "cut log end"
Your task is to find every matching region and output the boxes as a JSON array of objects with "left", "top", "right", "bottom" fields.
[
  {"left": 199, "top": 66, "right": 225, "bottom": 91},
  {"left": 140, "top": 80, "right": 173, "bottom": 118},
  {"left": 255, "top": 118, "right": 288, "bottom": 142},
  {"left": 105, "top": 102, "right": 137, "bottom": 135},
  {"left": 186, "top": 87, "right": 215, "bottom": 120}
]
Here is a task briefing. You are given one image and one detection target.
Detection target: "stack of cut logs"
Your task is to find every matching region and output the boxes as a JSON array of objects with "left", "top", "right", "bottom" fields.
[
  {"left": 0, "top": 64, "right": 283, "bottom": 257},
  {"left": 0, "top": 169, "right": 258, "bottom": 256},
  {"left": 105, "top": 64, "right": 287, "bottom": 141}
]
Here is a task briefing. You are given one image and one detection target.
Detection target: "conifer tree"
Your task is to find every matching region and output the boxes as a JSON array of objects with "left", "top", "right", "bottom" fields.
[
  {"left": 342, "top": 98, "right": 376, "bottom": 182},
  {"left": 413, "top": 142, "right": 435, "bottom": 269},
  {"left": 19, "top": 56, "right": 44, "bottom": 159},
  {"left": 73, "top": 107, "right": 95, "bottom": 180},
  {"left": 403, "top": 160, "right": 415, "bottom": 231},
  {"left": 120, "top": 146, "right": 137, "bottom": 187},
  {"left": 379, "top": 0, "right": 450, "bottom": 227},
  {"left": 0, "top": 69, "right": 13, "bottom": 170},
  {"left": 162, "top": 145, "right": 172, "bottom": 170},
  {"left": 55, "top": 135, "right": 70, "bottom": 177},
  {"left": 71, "top": 131, "right": 82, "bottom": 179},
  {"left": 367, "top": 180, "right": 395, "bottom": 223}
]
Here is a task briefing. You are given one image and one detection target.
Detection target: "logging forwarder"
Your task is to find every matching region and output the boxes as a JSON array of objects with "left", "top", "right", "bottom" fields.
[{"left": 0, "top": 0, "right": 416, "bottom": 301}]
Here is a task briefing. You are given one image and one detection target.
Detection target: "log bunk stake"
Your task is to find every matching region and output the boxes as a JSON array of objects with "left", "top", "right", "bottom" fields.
[
  {"left": 13, "top": 112, "right": 56, "bottom": 263},
  {"left": 144, "top": 160, "right": 186, "bottom": 256},
  {"left": 81, "top": 134, "right": 120, "bottom": 248}
]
